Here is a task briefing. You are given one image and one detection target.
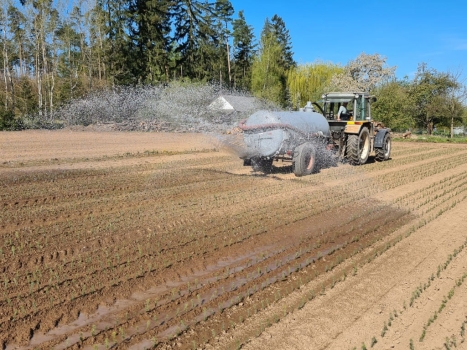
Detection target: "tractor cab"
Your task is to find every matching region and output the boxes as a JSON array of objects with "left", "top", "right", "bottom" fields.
[
  {"left": 317, "top": 92, "right": 391, "bottom": 165},
  {"left": 321, "top": 92, "right": 374, "bottom": 122},
  {"left": 320, "top": 92, "right": 376, "bottom": 153}
]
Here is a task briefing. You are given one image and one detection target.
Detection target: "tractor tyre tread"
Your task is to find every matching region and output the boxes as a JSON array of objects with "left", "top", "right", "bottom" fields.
[
  {"left": 347, "top": 127, "right": 370, "bottom": 165},
  {"left": 375, "top": 133, "right": 391, "bottom": 161},
  {"left": 293, "top": 143, "right": 316, "bottom": 177}
]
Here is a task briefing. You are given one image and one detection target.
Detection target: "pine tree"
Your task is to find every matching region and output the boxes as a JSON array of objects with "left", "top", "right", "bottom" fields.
[
  {"left": 1, "top": 3, "right": 14, "bottom": 112},
  {"left": 19, "top": 0, "right": 61, "bottom": 118},
  {"left": 172, "top": 0, "right": 213, "bottom": 79},
  {"left": 251, "top": 18, "right": 284, "bottom": 105},
  {"left": 16, "top": 75, "right": 37, "bottom": 116},
  {"left": 55, "top": 17, "right": 82, "bottom": 102},
  {"left": 87, "top": 1, "right": 108, "bottom": 84},
  {"left": 213, "top": 0, "right": 234, "bottom": 88},
  {"left": 128, "top": 0, "right": 172, "bottom": 84},
  {"left": 7, "top": 4, "right": 27, "bottom": 77},
  {"left": 191, "top": 6, "right": 218, "bottom": 81},
  {"left": 2, "top": 0, "right": 269, "bottom": 122},
  {"left": 232, "top": 10, "right": 255, "bottom": 91},
  {"left": 270, "top": 14, "right": 295, "bottom": 70},
  {"left": 270, "top": 14, "right": 294, "bottom": 105},
  {"left": 97, "top": 0, "right": 132, "bottom": 85},
  {"left": 172, "top": 0, "right": 234, "bottom": 82}
]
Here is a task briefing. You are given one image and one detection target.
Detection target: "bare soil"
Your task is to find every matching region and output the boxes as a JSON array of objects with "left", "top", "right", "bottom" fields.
[{"left": 1, "top": 130, "right": 466, "bottom": 350}]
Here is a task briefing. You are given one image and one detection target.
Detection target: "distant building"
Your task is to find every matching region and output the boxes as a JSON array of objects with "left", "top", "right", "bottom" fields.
[
  {"left": 453, "top": 126, "right": 465, "bottom": 135},
  {"left": 208, "top": 95, "right": 261, "bottom": 113}
]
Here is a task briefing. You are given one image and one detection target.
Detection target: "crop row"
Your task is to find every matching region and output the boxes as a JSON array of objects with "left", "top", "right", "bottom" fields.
[{"left": 3, "top": 145, "right": 467, "bottom": 348}]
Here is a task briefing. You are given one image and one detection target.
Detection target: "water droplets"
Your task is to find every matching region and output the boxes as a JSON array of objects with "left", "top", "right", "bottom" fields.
[{"left": 56, "top": 83, "right": 272, "bottom": 135}]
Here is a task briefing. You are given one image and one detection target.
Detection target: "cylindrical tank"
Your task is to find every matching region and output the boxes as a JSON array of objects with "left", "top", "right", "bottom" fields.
[{"left": 241, "top": 106, "right": 330, "bottom": 158}]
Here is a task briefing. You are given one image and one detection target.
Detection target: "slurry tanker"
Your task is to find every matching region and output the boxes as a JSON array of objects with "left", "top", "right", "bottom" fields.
[{"left": 239, "top": 92, "right": 391, "bottom": 176}]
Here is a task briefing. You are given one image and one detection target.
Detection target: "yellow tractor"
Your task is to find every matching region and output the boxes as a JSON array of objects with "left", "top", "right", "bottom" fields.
[{"left": 318, "top": 92, "right": 391, "bottom": 164}]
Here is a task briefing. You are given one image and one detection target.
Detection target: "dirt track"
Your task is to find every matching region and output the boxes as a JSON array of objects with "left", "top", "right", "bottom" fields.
[{"left": 1, "top": 130, "right": 466, "bottom": 350}]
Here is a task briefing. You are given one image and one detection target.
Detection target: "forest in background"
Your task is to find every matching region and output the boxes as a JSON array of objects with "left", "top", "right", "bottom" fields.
[{"left": 1, "top": 0, "right": 466, "bottom": 134}]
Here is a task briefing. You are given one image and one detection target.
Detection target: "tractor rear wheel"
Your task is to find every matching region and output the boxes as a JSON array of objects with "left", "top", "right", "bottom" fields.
[
  {"left": 293, "top": 143, "right": 316, "bottom": 177},
  {"left": 347, "top": 127, "right": 370, "bottom": 165},
  {"left": 375, "top": 132, "right": 391, "bottom": 161}
]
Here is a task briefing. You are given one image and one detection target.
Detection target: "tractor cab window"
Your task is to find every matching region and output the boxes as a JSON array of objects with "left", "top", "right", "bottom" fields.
[
  {"left": 354, "top": 97, "right": 370, "bottom": 121},
  {"left": 325, "top": 102, "right": 335, "bottom": 119},
  {"left": 324, "top": 100, "right": 354, "bottom": 120}
]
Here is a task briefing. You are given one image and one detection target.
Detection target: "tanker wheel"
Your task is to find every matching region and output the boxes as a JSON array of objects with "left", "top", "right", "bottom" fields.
[
  {"left": 293, "top": 143, "right": 316, "bottom": 177},
  {"left": 251, "top": 158, "right": 273, "bottom": 174},
  {"left": 347, "top": 127, "right": 370, "bottom": 165},
  {"left": 375, "top": 133, "right": 391, "bottom": 161}
]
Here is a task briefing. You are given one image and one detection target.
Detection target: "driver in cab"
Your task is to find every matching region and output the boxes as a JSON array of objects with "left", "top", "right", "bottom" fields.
[{"left": 337, "top": 102, "right": 351, "bottom": 121}]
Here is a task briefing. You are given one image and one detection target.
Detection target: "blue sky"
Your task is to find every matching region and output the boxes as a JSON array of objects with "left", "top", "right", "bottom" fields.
[{"left": 230, "top": 0, "right": 467, "bottom": 80}]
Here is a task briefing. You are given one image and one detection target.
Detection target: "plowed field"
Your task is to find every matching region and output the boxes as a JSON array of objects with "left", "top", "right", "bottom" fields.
[{"left": 1, "top": 130, "right": 466, "bottom": 350}]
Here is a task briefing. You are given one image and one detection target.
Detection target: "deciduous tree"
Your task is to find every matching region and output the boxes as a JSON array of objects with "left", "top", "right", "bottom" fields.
[
  {"left": 372, "top": 79, "right": 413, "bottom": 131},
  {"left": 407, "top": 63, "right": 460, "bottom": 134},
  {"left": 287, "top": 62, "right": 343, "bottom": 109},
  {"left": 329, "top": 53, "right": 395, "bottom": 92}
]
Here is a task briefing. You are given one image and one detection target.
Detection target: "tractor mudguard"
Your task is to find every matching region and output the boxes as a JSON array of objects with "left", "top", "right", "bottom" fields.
[
  {"left": 374, "top": 129, "right": 390, "bottom": 148},
  {"left": 344, "top": 124, "right": 362, "bottom": 135}
]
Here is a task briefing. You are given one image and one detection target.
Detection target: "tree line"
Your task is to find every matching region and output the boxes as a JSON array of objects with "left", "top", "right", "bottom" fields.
[
  {"left": 0, "top": 0, "right": 466, "bottom": 134},
  {"left": 373, "top": 64, "right": 467, "bottom": 135},
  {"left": 0, "top": 0, "right": 261, "bottom": 126}
]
